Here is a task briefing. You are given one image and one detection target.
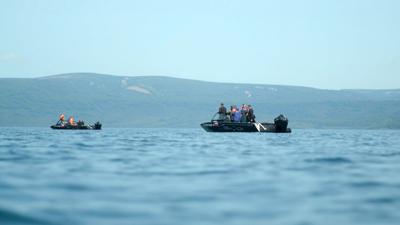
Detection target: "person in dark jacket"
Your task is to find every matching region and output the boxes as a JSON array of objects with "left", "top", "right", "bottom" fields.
[
  {"left": 240, "top": 104, "right": 248, "bottom": 122},
  {"left": 218, "top": 103, "right": 227, "bottom": 120},
  {"left": 247, "top": 105, "right": 256, "bottom": 122}
]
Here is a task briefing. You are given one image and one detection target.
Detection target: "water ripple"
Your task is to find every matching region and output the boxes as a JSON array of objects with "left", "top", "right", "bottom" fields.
[
  {"left": 304, "top": 157, "right": 353, "bottom": 164},
  {"left": 0, "top": 208, "right": 49, "bottom": 225}
]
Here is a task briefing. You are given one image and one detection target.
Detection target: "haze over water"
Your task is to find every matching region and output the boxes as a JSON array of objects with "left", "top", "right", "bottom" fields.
[{"left": 1, "top": 128, "right": 399, "bottom": 225}]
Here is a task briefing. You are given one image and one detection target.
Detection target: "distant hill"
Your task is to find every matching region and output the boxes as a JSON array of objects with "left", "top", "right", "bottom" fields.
[{"left": 0, "top": 73, "right": 399, "bottom": 128}]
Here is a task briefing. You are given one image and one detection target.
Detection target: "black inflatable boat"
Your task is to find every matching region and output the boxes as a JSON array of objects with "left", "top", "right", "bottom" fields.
[
  {"left": 200, "top": 114, "right": 291, "bottom": 133},
  {"left": 50, "top": 121, "right": 102, "bottom": 130}
]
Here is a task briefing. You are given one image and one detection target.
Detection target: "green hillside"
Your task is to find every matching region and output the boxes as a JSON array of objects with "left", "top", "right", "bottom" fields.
[{"left": 0, "top": 73, "right": 399, "bottom": 128}]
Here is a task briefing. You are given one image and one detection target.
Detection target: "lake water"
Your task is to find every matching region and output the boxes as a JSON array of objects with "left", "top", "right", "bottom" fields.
[{"left": 0, "top": 128, "right": 399, "bottom": 225}]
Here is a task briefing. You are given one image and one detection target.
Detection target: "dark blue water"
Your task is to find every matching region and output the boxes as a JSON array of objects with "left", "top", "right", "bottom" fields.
[{"left": 0, "top": 128, "right": 399, "bottom": 225}]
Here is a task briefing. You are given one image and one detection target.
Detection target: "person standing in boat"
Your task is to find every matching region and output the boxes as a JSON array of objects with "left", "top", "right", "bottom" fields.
[
  {"left": 229, "top": 105, "right": 235, "bottom": 122},
  {"left": 218, "top": 103, "right": 227, "bottom": 120},
  {"left": 229, "top": 105, "right": 237, "bottom": 122},
  {"left": 240, "top": 104, "right": 249, "bottom": 122},
  {"left": 227, "top": 105, "right": 233, "bottom": 121},
  {"left": 247, "top": 105, "right": 256, "bottom": 122},
  {"left": 232, "top": 106, "right": 241, "bottom": 122}
]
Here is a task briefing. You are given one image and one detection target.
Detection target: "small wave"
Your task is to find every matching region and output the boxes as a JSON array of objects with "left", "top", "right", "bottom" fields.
[
  {"left": 0, "top": 208, "right": 49, "bottom": 225},
  {"left": 170, "top": 195, "right": 217, "bottom": 203},
  {"left": 73, "top": 142, "right": 94, "bottom": 148},
  {"left": 0, "top": 156, "right": 30, "bottom": 161},
  {"left": 0, "top": 144, "right": 14, "bottom": 148},
  {"left": 165, "top": 170, "right": 234, "bottom": 176},
  {"left": 123, "top": 169, "right": 235, "bottom": 177},
  {"left": 50, "top": 183, "right": 89, "bottom": 191},
  {"left": 349, "top": 181, "right": 384, "bottom": 188},
  {"left": 304, "top": 157, "right": 353, "bottom": 164},
  {"left": 365, "top": 197, "right": 398, "bottom": 204},
  {"left": 380, "top": 152, "right": 400, "bottom": 157}
]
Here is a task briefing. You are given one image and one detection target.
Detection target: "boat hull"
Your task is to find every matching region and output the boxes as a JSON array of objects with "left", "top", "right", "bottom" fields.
[
  {"left": 50, "top": 124, "right": 101, "bottom": 130},
  {"left": 200, "top": 122, "right": 291, "bottom": 133}
]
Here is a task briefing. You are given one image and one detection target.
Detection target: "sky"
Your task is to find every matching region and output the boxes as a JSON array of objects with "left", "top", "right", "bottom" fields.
[{"left": 0, "top": 0, "right": 399, "bottom": 89}]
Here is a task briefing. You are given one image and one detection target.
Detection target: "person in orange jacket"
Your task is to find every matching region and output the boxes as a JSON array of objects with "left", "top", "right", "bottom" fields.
[{"left": 68, "top": 116, "right": 76, "bottom": 126}]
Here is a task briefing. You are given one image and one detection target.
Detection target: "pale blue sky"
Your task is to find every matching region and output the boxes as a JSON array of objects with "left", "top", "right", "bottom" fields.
[{"left": 0, "top": 0, "right": 399, "bottom": 89}]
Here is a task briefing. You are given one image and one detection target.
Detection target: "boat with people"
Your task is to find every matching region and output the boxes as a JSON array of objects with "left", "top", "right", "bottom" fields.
[
  {"left": 50, "top": 114, "right": 102, "bottom": 130},
  {"left": 200, "top": 103, "right": 291, "bottom": 133}
]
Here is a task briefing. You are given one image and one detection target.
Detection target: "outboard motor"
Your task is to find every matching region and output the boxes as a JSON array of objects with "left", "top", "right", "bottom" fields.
[
  {"left": 93, "top": 121, "right": 102, "bottom": 130},
  {"left": 274, "top": 114, "right": 288, "bottom": 132}
]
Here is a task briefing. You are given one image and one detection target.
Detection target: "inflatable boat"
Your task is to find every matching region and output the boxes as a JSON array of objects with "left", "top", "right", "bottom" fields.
[
  {"left": 50, "top": 121, "right": 102, "bottom": 130},
  {"left": 200, "top": 114, "right": 291, "bottom": 133}
]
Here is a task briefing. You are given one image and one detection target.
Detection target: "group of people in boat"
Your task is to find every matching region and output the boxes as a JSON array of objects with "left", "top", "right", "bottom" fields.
[
  {"left": 56, "top": 114, "right": 84, "bottom": 126},
  {"left": 218, "top": 103, "right": 256, "bottom": 123}
]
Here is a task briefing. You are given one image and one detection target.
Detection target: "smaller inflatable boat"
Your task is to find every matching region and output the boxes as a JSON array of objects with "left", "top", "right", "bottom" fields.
[{"left": 51, "top": 121, "right": 102, "bottom": 130}]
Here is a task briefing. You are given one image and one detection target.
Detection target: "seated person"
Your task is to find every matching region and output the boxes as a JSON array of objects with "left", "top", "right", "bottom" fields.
[
  {"left": 68, "top": 116, "right": 76, "bottom": 126},
  {"left": 56, "top": 114, "right": 66, "bottom": 126}
]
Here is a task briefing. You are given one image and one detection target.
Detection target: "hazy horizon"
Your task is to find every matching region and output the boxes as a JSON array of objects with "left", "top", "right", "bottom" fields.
[{"left": 1, "top": 0, "right": 399, "bottom": 89}]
